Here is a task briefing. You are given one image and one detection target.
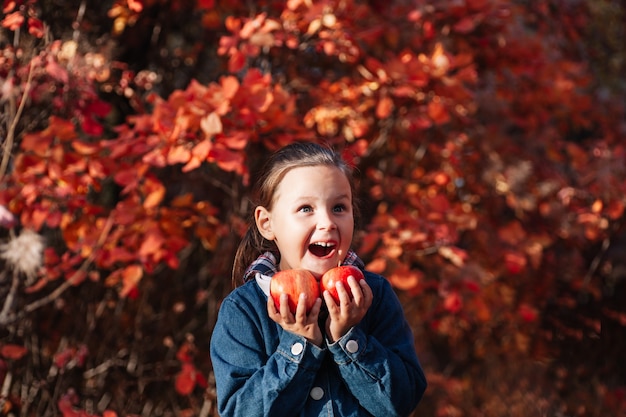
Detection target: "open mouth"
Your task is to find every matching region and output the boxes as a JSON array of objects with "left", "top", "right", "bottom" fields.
[{"left": 309, "top": 242, "right": 336, "bottom": 258}]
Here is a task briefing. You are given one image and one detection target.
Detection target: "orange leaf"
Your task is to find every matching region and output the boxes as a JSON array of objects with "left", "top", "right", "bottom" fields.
[
  {"left": 427, "top": 100, "right": 450, "bottom": 125},
  {"left": 210, "top": 147, "right": 244, "bottom": 174},
  {"left": 120, "top": 264, "right": 143, "bottom": 298},
  {"left": 182, "top": 156, "right": 202, "bottom": 172},
  {"left": 365, "top": 257, "right": 386, "bottom": 274},
  {"left": 138, "top": 231, "right": 165, "bottom": 258},
  {"left": 218, "top": 131, "right": 248, "bottom": 150},
  {"left": 21, "top": 132, "right": 53, "bottom": 156},
  {"left": 388, "top": 268, "right": 422, "bottom": 291},
  {"left": 142, "top": 177, "right": 165, "bottom": 209},
  {"left": 48, "top": 117, "right": 77, "bottom": 141},
  {"left": 376, "top": 96, "right": 393, "bottom": 119},
  {"left": 221, "top": 75, "right": 240, "bottom": 101},
  {"left": 1, "top": 11, "right": 24, "bottom": 30},
  {"left": 192, "top": 139, "right": 212, "bottom": 160},
  {"left": 127, "top": 0, "right": 143, "bottom": 12},
  {"left": 71, "top": 139, "right": 100, "bottom": 155},
  {"left": 167, "top": 145, "right": 191, "bottom": 165}
]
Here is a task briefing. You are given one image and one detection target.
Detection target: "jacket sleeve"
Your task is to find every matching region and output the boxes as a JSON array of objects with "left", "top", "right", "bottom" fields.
[
  {"left": 326, "top": 273, "right": 427, "bottom": 417},
  {"left": 210, "top": 294, "right": 326, "bottom": 417}
]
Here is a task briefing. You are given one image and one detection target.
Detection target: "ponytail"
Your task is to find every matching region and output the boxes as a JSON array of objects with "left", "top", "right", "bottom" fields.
[{"left": 231, "top": 220, "right": 276, "bottom": 287}]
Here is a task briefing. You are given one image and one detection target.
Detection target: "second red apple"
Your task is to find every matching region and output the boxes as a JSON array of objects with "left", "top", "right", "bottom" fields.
[{"left": 320, "top": 265, "right": 365, "bottom": 304}]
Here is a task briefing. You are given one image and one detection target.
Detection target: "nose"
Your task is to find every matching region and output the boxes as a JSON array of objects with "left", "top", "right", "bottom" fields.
[{"left": 317, "top": 209, "right": 337, "bottom": 231}]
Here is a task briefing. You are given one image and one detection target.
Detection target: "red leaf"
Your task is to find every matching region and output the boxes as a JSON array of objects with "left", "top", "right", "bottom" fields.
[
  {"left": 46, "top": 58, "right": 69, "bottom": 84},
  {"left": 518, "top": 303, "right": 538, "bottom": 323},
  {"left": 175, "top": 363, "right": 197, "bottom": 396},
  {"left": 228, "top": 50, "right": 247, "bottom": 73},
  {"left": 197, "top": 0, "right": 215, "bottom": 9},
  {"left": 427, "top": 100, "right": 450, "bottom": 125},
  {"left": 443, "top": 291, "right": 463, "bottom": 313},
  {"left": 81, "top": 116, "right": 104, "bottom": 136},
  {"left": 504, "top": 251, "right": 527, "bottom": 275},
  {"left": 138, "top": 230, "right": 165, "bottom": 259},
  {"left": 21, "top": 132, "right": 53, "bottom": 156},
  {"left": 453, "top": 17, "right": 477, "bottom": 34},
  {"left": 27, "top": 17, "right": 44, "bottom": 38},
  {"left": 1, "top": 344, "right": 28, "bottom": 360}
]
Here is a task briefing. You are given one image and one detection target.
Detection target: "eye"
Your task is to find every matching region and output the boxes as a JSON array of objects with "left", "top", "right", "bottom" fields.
[
  {"left": 333, "top": 203, "right": 348, "bottom": 213},
  {"left": 298, "top": 205, "right": 313, "bottom": 213}
]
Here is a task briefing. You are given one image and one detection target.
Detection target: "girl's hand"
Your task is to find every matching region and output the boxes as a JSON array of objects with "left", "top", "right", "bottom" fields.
[
  {"left": 268, "top": 293, "right": 323, "bottom": 347},
  {"left": 323, "top": 276, "right": 373, "bottom": 343}
]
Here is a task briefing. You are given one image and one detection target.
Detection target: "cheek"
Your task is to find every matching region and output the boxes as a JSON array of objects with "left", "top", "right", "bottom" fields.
[{"left": 340, "top": 220, "right": 354, "bottom": 242}]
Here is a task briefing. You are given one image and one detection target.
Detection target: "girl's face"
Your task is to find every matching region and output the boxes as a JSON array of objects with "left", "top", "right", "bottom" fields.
[{"left": 255, "top": 165, "right": 354, "bottom": 279}]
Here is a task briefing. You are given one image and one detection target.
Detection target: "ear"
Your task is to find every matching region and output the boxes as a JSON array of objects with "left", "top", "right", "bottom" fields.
[{"left": 255, "top": 206, "right": 275, "bottom": 241}]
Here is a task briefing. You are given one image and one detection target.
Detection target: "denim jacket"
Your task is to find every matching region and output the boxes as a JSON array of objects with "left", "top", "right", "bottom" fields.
[{"left": 210, "top": 257, "right": 427, "bottom": 416}]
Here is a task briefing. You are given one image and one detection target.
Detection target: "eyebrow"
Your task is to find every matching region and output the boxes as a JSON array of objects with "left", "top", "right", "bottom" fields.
[{"left": 295, "top": 193, "right": 351, "bottom": 201}]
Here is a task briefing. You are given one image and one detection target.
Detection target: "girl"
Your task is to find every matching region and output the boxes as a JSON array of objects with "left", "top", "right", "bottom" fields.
[{"left": 210, "top": 142, "right": 427, "bottom": 416}]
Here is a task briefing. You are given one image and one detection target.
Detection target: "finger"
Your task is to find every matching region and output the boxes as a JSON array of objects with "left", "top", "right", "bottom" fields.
[
  {"left": 335, "top": 281, "right": 351, "bottom": 307},
  {"left": 346, "top": 275, "right": 361, "bottom": 301},
  {"left": 358, "top": 279, "right": 373, "bottom": 306},
  {"left": 307, "top": 297, "right": 323, "bottom": 321},
  {"left": 294, "top": 292, "right": 308, "bottom": 320},
  {"left": 267, "top": 296, "right": 283, "bottom": 322},
  {"left": 267, "top": 296, "right": 278, "bottom": 316},
  {"left": 279, "top": 293, "right": 294, "bottom": 319},
  {"left": 323, "top": 290, "right": 338, "bottom": 311}
]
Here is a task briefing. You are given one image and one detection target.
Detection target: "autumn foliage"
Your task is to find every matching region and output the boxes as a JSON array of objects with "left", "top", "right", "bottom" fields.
[{"left": 1, "top": 0, "right": 625, "bottom": 416}]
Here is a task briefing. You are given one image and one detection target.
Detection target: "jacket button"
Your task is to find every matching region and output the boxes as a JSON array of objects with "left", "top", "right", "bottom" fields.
[
  {"left": 310, "top": 386, "right": 324, "bottom": 400},
  {"left": 291, "top": 342, "right": 304, "bottom": 355},
  {"left": 346, "top": 340, "right": 359, "bottom": 353}
]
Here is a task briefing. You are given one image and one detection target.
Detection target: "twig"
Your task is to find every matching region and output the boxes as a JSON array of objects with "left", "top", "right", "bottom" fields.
[
  {"left": 0, "top": 59, "right": 33, "bottom": 180},
  {"left": 0, "top": 270, "right": 20, "bottom": 326},
  {"left": 0, "top": 58, "right": 35, "bottom": 181},
  {"left": 72, "top": 0, "right": 87, "bottom": 43},
  {"left": 0, "top": 369, "right": 12, "bottom": 410},
  {"left": 198, "top": 398, "right": 213, "bottom": 417}
]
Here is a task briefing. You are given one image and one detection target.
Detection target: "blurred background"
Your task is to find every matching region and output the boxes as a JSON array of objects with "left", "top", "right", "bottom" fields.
[{"left": 0, "top": 1, "right": 625, "bottom": 416}]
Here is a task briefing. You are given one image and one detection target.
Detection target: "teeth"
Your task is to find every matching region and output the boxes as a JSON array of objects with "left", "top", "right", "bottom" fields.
[{"left": 313, "top": 242, "right": 334, "bottom": 247}]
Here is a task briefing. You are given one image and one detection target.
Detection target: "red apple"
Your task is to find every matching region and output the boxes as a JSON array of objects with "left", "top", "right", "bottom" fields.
[
  {"left": 320, "top": 265, "right": 365, "bottom": 304},
  {"left": 269, "top": 269, "right": 320, "bottom": 314}
]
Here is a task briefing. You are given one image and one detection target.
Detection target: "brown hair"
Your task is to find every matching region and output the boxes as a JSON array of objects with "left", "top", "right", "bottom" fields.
[{"left": 232, "top": 142, "right": 358, "bottom": 286}]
